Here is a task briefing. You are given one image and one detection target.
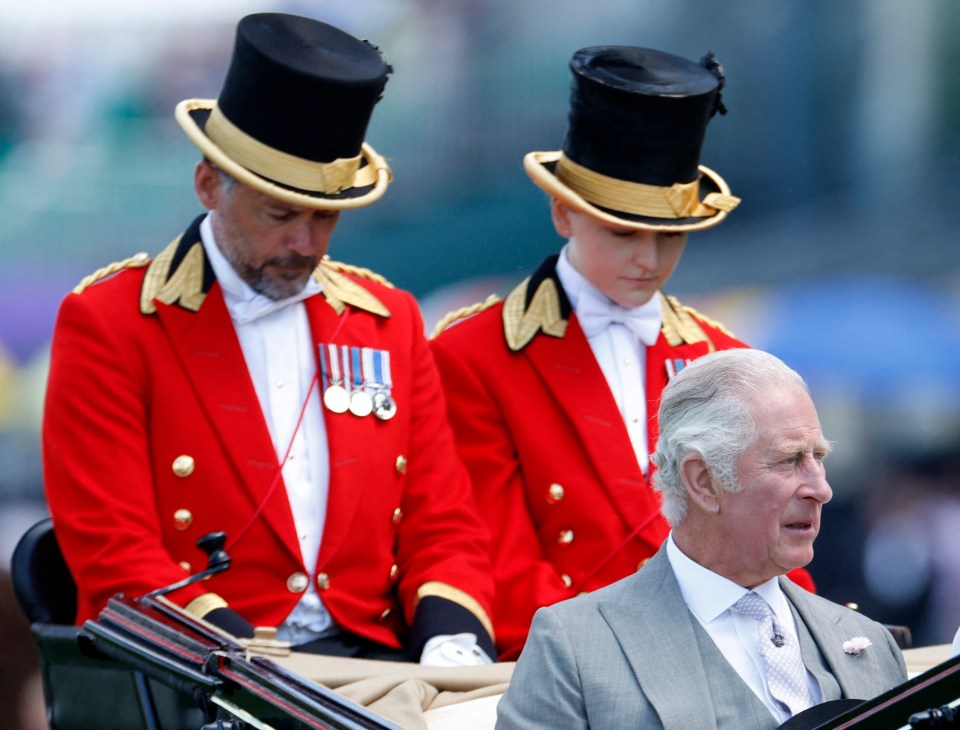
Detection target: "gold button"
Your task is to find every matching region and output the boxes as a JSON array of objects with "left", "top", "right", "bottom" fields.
[
  {"left": 316, "top": 572, "right": 331, "bottom": 591},
  {"left": 389, "top": 564, "right": 398, "bottom": 580},
  {"left": 286, "top": 572, "right": 309, "bottom": 593},
  {"left": 392, "top": 508, "right": 403, "bottom": 525},
  {"left": 395, "top": 455, "right": 408, "bottom": 474},
  {"left": 172, "top": 455, "right": 195, "bottom": 478},
  {"left": 561, "top": 574, "right": 572, "bottom": 588},
  {"left": 558, "top": 529, "right": 574, "bottom": 545},
  {"left": 547, "top": 483, "right": 565, "bottom": 504},
  {"left": 378, "top": 608, "right": 391, "bottom": 623},
  {"left": 173, "top": 509, "right": 193, "bottom": 530},
  {"left": 179, "top": 561, "right": 192, "bottom": 573},
  {"left": 637, "top": 557, "right": 651, "bottom": 570}
]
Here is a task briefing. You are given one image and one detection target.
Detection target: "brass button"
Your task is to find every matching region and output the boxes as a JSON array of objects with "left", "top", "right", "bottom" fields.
[
  {"left": 637, "top": 557, "right": 651, "bottom": 570},
  {"left": 172, "top": 455, "right": 195, "bottom": 478},
  {"left": 378, "top": 608, "right": 391, "bottom": 623},
  {"left": 179, "top": 561, "right": 192, "bottom": 573},
  {"left": 286, "top": 572, "right": 309, "bottom": 593},
  {"left": 547, "top": 483, "right": 565, "bottom": 504},
  {"left": 389, "top": 564, "right": 399, "bottom": 580},
  {"left": 173, "top": 508, "right": 193, "bottom": 530},
  {"left": 558, "top": 529, "right": 574, "bottom": 545},
  {"left": 392, "top": 508, "right": 403, "bottom": 525},
  {"left": 316, "top": 572, "right": 331, "bottom": 591},
  {"left": 395, "top": 455, "right": 408, "bottom": 474},
  {"left": 561, "top": 574, "right": 572, "bottom": 588}
]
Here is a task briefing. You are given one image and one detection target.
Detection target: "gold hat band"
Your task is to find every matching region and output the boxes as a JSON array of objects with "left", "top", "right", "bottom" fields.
[
  {"left": 556, "top": 153, "right": 727, "bottom": 219},
  {"left": 205, "top": 104, "right": 375, "bottom": 193}
]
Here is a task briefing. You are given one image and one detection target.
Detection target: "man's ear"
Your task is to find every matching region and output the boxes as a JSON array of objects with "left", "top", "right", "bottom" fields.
[
  {"left": 549, "top": 197, "right": 573, "bottom": 238},
  {"left": 194, "top": 160, "right": 221, "bottom": 211},
  {"left": 680, "top": 453, "right": 722, "bottom": 514}
]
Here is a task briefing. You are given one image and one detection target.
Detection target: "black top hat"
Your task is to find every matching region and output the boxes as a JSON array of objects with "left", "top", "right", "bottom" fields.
[
  {"left": 525, "top": 46, "right": 741, "bottom": 231},
  {"left": 176, "top": 13, "right": 392, "bottom": 209}
]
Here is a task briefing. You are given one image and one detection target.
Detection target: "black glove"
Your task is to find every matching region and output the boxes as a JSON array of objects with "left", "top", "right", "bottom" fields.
[{"left": 202, "top": 606, "right": 255, "bottom": 638}]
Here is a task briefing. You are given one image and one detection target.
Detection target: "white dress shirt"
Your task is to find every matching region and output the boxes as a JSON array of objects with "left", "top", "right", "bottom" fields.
[
  {"left": 200, "top": 216, "right": 334, "bottom": 643},
  {"left": 666, "top": 534, "right": 823, "bottom": 723},
  {"left": 556, "top": 247, "right": 661, "bottom": 474}
]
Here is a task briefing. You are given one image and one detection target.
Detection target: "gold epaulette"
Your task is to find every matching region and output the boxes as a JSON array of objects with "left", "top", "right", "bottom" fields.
[
  {"left": 315, "top": 259, "right": 391, "bottom": 317},
  {"left": 321, "top": 256, "right": 395, "bottom": 289},
  {"left": 140, "top": 238, "right": 207, "bottom": 315},
  {"left": 502, "top": 276, "right": 568, "bottom": 351},
  {"left": 72, "top": 252, "right": 150, "bottom": 295},
  {"left": 659, "top": 293, "right": 737, "bottom": 352},
  {"left": 429, "top": 294, "right": 501, "bottom": 339}
]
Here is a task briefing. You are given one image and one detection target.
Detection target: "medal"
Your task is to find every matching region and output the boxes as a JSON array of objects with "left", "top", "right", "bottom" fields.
[
  {"left": 349, "top": 390, "right": 373, "bottom": 417},
  {"left": 373, "top": 390, "right": 397, "bottom": 420},
  {"left": 324, "top": 384, "right": 350, "bottom": 413},
  {"left": 369, "top": 348, "right": 397, "bottom": 421},
  {"left": 319, "top": 344, "right": 350, "bottom": 413},
  {"left": 348, "top": 346, "right": 374, "bottom": 417}
]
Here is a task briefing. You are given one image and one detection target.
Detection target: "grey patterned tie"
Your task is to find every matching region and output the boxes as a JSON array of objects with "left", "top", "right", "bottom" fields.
[{"left": 732, "top": 591, "right": 814, "bottom": 717}]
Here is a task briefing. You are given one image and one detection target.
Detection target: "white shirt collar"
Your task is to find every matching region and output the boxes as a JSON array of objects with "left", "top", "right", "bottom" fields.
[
  {"left": 666, "top": 533, "right": 786, "bottom": 624},
  {"left": 200, "top": 215, "right": 323, "bottom": 324},
  {"left": 555, "top": 244, "right": 662, "bottom": 327}
]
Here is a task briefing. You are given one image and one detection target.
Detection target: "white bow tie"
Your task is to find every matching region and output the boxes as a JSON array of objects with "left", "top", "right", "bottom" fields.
[
  {"left": 576, "top": 292, "right": 662, "bottom": 345},
  {"left": 231, "top": 284, "right": 320, "bottom": 325}
]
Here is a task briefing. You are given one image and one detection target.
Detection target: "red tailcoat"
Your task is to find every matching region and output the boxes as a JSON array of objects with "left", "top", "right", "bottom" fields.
[
  {"left": 432, "top": 256, "right": 812, "bottom": 660},
  {"left": 43, "top": 218, "right": 493, "bottom": 649}
]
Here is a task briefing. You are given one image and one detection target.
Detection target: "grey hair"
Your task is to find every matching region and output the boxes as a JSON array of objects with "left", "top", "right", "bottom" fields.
[
  {"left": 651, "top": 349, "right": 808, "bottom": 526},
  {"left": 206, "top": 159, "right": 238, "bottom": 193}
]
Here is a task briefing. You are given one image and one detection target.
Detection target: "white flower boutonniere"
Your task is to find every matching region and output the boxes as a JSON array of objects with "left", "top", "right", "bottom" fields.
[{"left": 843, "top": 636, "right": 872, "bottom": 656}]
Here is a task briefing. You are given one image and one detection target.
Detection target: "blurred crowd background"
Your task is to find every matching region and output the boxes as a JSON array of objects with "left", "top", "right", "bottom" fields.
[{"left": 1, "top": 0, "right": 959, "bottom": 725}]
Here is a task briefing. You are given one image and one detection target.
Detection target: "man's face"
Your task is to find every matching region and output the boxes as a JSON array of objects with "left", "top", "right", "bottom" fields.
[
  {"left": 716, "top": 386, "right": 833, "bottom": 587},
  {"left": 552, "top": 200, "right": 687, "bottom": 308},
  {"left": 196, "top": 162, "right": 340, "bottom": 301}
]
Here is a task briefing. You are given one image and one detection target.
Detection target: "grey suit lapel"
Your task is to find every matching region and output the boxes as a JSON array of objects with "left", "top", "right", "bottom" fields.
[
  {"left": 782, "top": 578, "right": 892, "bottom": 701},
  {"left": 598, "top": 548, "right": 775, "bottom": 730},
  {"left": 599, "top": 549, "right": 718, "bottom": 729}
]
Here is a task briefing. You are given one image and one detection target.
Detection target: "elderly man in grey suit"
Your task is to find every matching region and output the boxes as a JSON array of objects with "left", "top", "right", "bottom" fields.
[{"left": 496, "top": 348, "right": 907, "bottom": 729}]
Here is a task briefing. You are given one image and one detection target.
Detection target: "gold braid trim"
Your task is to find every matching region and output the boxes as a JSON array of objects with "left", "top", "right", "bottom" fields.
[
  {"left": 140, "top": 239, "right": 207, "bottom": 315},
  {"left": 72, "top": 252, "right": 150, "bottom": 295},
  {"left": 206, "top": 105, "right": 371, "bottom": 194},
  {"left": 429, "top": 294, "right": 501, "bottom": 339},
  {"left": 502, "top": 277, "right": 568, "bottom": 352},
  {"left": 321, "top": 256, "right": 395, "bottom": 288},
  {"left": 416, "top": 581, "right": 494, "bottom": 641},
  {"left": 315, "top": 259, "right": 391, "bottom": 317},
  {"left": 556, "top": 153, "right": 741, "bottom": 218},
  {"left": 185, "top": 592, "right": 228, "bottom": 619},
  {"left": 658, "top": 293, "right": 737, "bottom": 351}
]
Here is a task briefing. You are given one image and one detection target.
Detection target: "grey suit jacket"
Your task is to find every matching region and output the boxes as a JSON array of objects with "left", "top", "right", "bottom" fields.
[{"left": 496, "top": 546, "right": 907, "bottom": 729}]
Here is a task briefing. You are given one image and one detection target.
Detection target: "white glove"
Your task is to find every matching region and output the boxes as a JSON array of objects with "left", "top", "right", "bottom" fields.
[{"left": 419, "top": 632, "right": 493, "bottom": 667}]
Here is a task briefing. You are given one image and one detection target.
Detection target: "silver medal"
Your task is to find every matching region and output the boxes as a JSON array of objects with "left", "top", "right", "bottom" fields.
[
  {"left": 323, "top": 384, "right": 350, "bottom": 413},
  {"left": 373, "top": 390, "right": 397, "bottom": 420},
  {"left": 349, "top": 389, "right": 374, "bottom": 417}
]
